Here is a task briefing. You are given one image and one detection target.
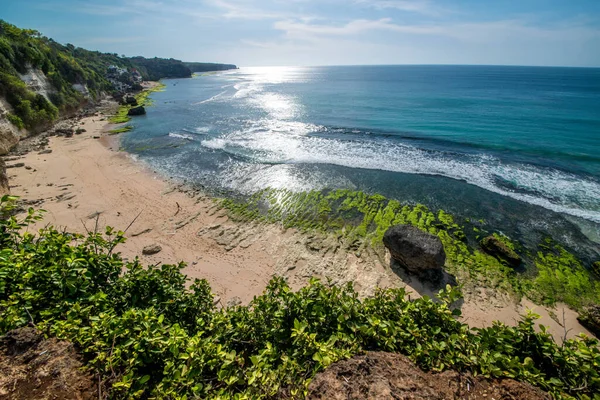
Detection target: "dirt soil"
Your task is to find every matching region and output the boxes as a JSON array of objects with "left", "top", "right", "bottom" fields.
[
  {"left": 307, "top": 351, "right": 550, "bottom": 400},
  {"left": 0, "top": 328, "right": 96, "bottom": 400}
]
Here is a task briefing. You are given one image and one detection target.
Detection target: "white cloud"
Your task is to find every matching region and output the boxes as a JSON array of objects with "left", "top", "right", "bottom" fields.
[
  {"left": 274, "top": 18, "right": 441, "bottom": 39},
  {"left": 354, "top": 0, "right": 446, "bottom": 17},
  {"left": 205, "top": 0, "right": 291, "bottom": 20}
]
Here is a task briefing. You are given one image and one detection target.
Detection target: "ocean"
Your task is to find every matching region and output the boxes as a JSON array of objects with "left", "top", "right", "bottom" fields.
[{"left": 120, "top": 65, "right": 600, "bottom": 257}]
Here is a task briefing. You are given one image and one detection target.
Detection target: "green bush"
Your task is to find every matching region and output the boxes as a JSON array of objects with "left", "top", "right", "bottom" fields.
[
  {"left": 5, "top": 113, "right": 23, "bottom": 129},
  {"left": 0, "top": 195, "right": 599, "bottom": 399}
]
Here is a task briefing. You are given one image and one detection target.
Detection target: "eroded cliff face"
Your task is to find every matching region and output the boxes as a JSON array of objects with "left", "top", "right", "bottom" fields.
[
  {"left": 18, "top": 66, "right": 56, "bottom": 101},
  {"left": 0, "top": 98, "right": 25, "bottom": 194},
  {"left": 0, "top": 97, "right": 24, "bottom": 156}
]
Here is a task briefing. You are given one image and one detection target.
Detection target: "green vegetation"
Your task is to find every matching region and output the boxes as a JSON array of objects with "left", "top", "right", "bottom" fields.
[
  {"left": 530, "top": 242, "right": 600, "bottom": 309},
  {"left": 129, "top": 56, "right": 192, "bottom": 81},
  {"left": 0, "top": 195, "right": 599, "bottom": 399},
  {"left": 218, "top": 188, "right": 600, "bottom": 311},
  {"left": 109, "top": 126, "right": 133, "bottom": 135},
  {"left": 184, "top": 62, "right": 237, "bottom": 73},
  {"left": 0, "top": 20, "right": 126, "bottom": 129}
]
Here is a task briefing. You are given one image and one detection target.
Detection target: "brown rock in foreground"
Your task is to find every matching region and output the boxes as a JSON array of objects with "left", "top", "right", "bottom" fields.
[
  {"left": 0, "top": 328, "right": 96, "bottom": 400},
  {"left": 307, "top": 352, "right": 550, "bottom": 400}
]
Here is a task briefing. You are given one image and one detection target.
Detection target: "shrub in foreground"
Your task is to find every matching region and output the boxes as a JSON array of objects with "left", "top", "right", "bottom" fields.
[{"left": 0, "top": 196, "right": 598, "bottom": 399}]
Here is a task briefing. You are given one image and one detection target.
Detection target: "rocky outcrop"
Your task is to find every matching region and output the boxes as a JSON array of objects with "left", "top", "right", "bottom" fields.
[
  {"left": 71, "top": 83, "right": 90, "bottom": 98},
  {"left": 307, "top": 352, "right": 550, "bottom": 400},
  {"left": 577, "top": 305, "right": 600, "bottom": 337},
  {"left": 383, "top": 225, "right": 446, "bottom": 282},
  {"left": 480, "top": 235, "right": 521, "bottom": 267},
  {"left": 128, "top": 106, "right": 146, "bottom": 116}
]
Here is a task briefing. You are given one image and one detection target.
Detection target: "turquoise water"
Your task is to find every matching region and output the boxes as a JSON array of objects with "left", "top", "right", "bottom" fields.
[{"left": 121, "top": 65, "right": 600, "bottom": 253}]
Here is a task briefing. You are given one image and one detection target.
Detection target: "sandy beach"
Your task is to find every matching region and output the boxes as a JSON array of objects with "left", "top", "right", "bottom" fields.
[{"left": 4, "top": 106, "right": 593, "bottom": 342}]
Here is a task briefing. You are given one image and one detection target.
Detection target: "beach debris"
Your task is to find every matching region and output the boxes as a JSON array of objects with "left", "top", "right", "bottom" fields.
[
  {"left": 226, "top": 296, "right": 242, "bottom": 308},
  {"left": 55, "top": 128, "right": 74, "bottom": 137},
  {"left": 55, "top": 193, "right": 76, "bottom": 202},
  {"left": 383, "top": 225, "right": 446, "bottom": 283},
  {"left": 577, "top": 305, "right": 600, "bottom": 338},
  {"left": 142, "top": 244, "right": 162, "bottom": 255},
  {"left": 174, "top": 211, "right": 202, "bottom": 230},
  {"left": 131, "top": 228, "right": 152, "bottom": 237},
  {"left": 6, "top": 162, "right": 25, "bottom": 169},
  {"left": 127, "top": 106, "right": 146, "bottom": 116},
  {"left": 479, "top": 235, "right": 521, "bottom": 267},
  {"left": 87, "top": 211, "right": 103, "bottom": 220}
]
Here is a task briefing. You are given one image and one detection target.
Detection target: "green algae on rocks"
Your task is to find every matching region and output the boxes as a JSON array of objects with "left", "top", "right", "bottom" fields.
[
  {"left": 218, "top": 188, "right": 600, "bottom": 311},
  {"left": 108, "top": 83, "right": 166, "bottom": 124}
]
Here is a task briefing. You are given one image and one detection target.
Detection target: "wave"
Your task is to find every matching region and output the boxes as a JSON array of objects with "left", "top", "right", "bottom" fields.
[
  {"left": 193, "top": 90, "right": 227, "bottom": 105},
  {"left": 181, "top": 126, "right": 211, "bottom": 135},
  {"left": 168, "top": 132, "right": 195, "bottom": 140},
  {"left": 200, "top": 125, "right": 600, "bottom": 223},
  {"left": 233, "top": 82, "right": 263, "bottom": 99}
]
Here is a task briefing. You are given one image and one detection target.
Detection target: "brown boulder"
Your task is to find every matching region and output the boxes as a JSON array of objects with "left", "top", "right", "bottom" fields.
[
  {"left": 480, "top": 235, "right": 521, "bottom": 267},
  {"left": 307, "top": 352, "right": 550, "bottom": 400},
  {"left": 142, "top": 244, "right": 162, "bottom": 255}
]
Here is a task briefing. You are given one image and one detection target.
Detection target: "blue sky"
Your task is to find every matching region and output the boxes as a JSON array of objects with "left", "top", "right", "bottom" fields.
[{"left": 3, "top": 0, "right": 600, "bottom": 67}]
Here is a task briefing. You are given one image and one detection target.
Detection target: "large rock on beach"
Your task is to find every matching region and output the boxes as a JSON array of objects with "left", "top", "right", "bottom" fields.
[
  {"left": 127, "top": 106, "right": 146, "bottom": 116},
  {"left": 124, "top": 96, "right": 138, "bottom": 106},
  {"left": 577, "top": 305, "right": 600, "bottom": 338},
  {"left": 480, "top": 235, "right": 521, "bottom": 267},
  {"left": 383, "top": 225, "right": 445, "bottom": 282}
]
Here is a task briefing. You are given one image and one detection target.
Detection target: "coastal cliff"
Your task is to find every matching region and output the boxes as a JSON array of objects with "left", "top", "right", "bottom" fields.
[
  {"left": 0, "top": 19, "right": 237, "bottom": 192},
  {"left": 0, "top": 19, "right": 236, "bottom": 157},
  {"left": 184, "top": 62, "right": 238, "bottom": 73}
]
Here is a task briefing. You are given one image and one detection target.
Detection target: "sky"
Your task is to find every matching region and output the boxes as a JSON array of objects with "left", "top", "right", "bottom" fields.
[{"left": 2, "top": 0, "right": 600, "bottom": 67}]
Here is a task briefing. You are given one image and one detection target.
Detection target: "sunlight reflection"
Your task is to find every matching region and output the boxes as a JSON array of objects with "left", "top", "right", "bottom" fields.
[{"left": 239, "top": 66, "right": 312, "bottom": 84}]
